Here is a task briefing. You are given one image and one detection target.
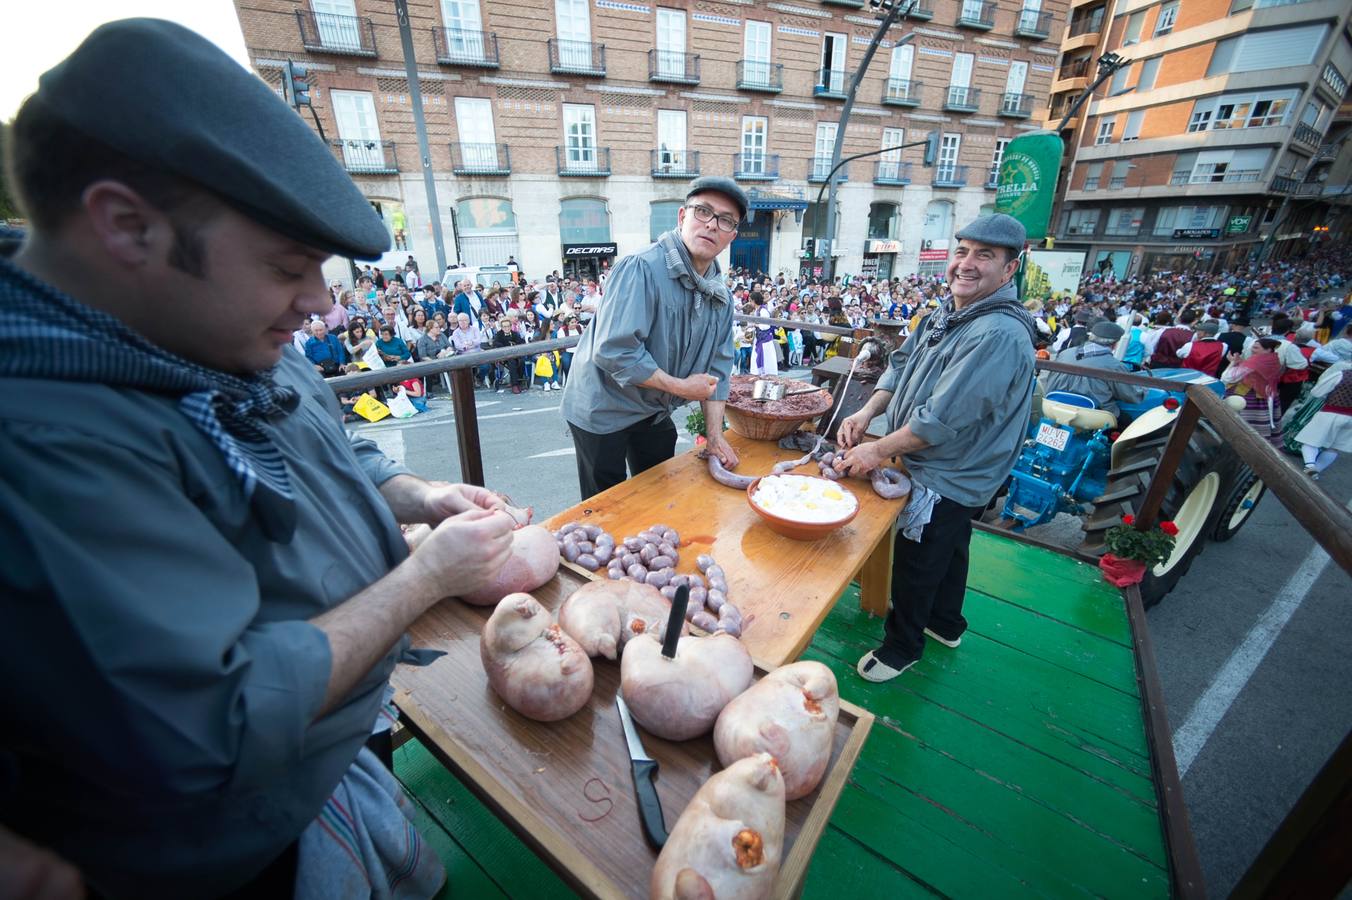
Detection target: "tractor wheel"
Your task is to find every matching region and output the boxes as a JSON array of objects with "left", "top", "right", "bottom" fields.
[
  {"left": 1210, "top": 465, "right": 1266, "bottom": 543},
  {"left": 1081, "top": 419, "right": 1228, "bottom": 607}
]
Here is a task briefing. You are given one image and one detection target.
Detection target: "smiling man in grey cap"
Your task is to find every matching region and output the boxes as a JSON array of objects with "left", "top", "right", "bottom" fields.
[
  {"left": 560, "top": 175, "right": 743, "bottom": 498},
  {"left": 0, "top": 18, "right": 517, "bottom": 898},
  {"left": 835, "top": 213, "right": 1037, "bottom": 683}
]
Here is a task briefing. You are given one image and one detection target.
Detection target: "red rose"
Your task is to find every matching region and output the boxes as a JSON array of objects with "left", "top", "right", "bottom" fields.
[
  {"left": 1160, "top": 521, "right": 1179, "bottom": 536},
  {"left": 1121, "top": 514, "right": 1135, "bottom": 526}
]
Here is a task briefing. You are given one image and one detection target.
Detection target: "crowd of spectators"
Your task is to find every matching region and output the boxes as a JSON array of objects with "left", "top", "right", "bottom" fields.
[
  {"left": 309, "top": 246, "right": 1352, "bottom": 474},
  {"left": 296, "top": 257, "right": 606, "bottom": 419}
]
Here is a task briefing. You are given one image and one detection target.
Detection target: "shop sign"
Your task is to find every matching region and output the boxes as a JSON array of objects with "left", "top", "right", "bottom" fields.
[
  {"left": 860, "top": 256, "right": 879, "bottom": 276},
  {"left": 918, "top": 249, "right": 949, "bottom": 262},
  {"left": 562, "top": 242, "right": 618, "bottom": 258},
  {"left": 1226, "top": 215, "right": 1253, "bottom": 234},
  {"left": 868, "top": 239, "right": 901, "bottom": 254},
  {"left": 1172, "top": 228, "right": 1219, "bottom": 240}
]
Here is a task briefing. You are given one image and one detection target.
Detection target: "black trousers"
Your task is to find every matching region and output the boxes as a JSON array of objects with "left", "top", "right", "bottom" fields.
[
  {"left": 882, "top": 497, "right": 985, "bottom": 662},
  {"left": 1278, "top": 379, "right": 1304, "bottom": 416},
  {"left": 569, "top": 414, "right": 678, "bottom": 500}
]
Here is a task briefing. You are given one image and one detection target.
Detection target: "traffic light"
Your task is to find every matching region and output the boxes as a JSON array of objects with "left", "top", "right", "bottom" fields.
[
  {"left": 922, "top": 131, "right": 940, "bottom": 167},
  {"left": 284, "top": 60, "right": 311, "bottom": 109}
]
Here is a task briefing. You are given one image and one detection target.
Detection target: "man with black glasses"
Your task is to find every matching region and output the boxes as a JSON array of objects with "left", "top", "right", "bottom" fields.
[{"left": 560, "top": 176, "right": 742, "bottom": 499}]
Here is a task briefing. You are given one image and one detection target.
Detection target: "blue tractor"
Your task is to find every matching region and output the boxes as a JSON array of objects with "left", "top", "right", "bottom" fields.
[{"left": 1000, "top": 368, "right": 1268, "bottom": 605}]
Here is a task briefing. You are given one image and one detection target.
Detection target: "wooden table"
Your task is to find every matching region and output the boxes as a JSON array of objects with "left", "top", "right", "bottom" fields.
[
  {"left": 545, "top": 430, "right": 908, "bottom": 668},
  {"left": 392, "top": 566, "right": 874, "bottom": 899}
]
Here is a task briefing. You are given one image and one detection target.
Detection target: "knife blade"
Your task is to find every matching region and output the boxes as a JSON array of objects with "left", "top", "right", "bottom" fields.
[{"left": 615, "top": 692, "right": 668, "bottom": 849}]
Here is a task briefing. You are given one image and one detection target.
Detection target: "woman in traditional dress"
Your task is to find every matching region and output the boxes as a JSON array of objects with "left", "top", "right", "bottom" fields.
[{"left": 1220, "top": 337, "right": 1284, "bottom": 447}]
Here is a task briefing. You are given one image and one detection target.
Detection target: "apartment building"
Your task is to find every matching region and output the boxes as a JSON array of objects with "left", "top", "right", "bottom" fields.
[
  {"left": 233, "top": 0, "right": 1065, "bottom": 283},
  {"left": 1042, "top": 0, "right": 1352, "bottom": 278}
]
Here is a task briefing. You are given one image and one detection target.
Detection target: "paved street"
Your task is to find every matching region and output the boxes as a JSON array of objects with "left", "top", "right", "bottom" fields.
[{"left": 351, "top": 375, "right": 1350, "bottom": 898}]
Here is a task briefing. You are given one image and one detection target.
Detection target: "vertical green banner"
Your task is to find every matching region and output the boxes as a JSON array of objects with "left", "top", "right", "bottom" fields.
[{"left": 994, "top": 131, "right": 1064, "bottom": 241}]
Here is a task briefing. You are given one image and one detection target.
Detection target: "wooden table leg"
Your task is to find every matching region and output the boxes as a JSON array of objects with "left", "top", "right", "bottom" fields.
[{"left": 856, "top": 528, "right": 893, "bottom": 618}]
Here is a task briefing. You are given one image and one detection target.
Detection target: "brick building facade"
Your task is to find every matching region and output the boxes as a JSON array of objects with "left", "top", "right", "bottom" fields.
[
  {"left": 1044, "top": 0, "right": 1352, "bottom": 277},
  {"left": 234, "top": 0, "right": 1065, "bottom": 283}
]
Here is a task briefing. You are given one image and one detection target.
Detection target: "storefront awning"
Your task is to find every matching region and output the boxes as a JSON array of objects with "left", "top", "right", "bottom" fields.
[{"left": 747, "top": 188, "right": 807, "bottom": 212}]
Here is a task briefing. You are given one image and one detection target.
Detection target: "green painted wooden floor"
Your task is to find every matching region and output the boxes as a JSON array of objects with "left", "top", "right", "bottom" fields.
[{"left": 394, "top": 530, "right": 1170, "bottom": 898}]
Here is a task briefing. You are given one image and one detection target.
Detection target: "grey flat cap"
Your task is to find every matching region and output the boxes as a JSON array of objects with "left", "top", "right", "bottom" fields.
[
  {"left": 686, "top": 176, "right": 749, "bottom": 220},
  {"left": 1073, "top": 307, "right": 1096, "bottom": 324},
  {"left": 954, "top": 213, "right": 1027, "bottom": 251},
  {"left": 1090, "top": 321, "right": 1124, "bottom": 343},
  {"left": 33, "top": 18, "right": 389, "bottom": 259},
  {"left": 1196, "top": 320, "right": 1220, "bottom": 335}
]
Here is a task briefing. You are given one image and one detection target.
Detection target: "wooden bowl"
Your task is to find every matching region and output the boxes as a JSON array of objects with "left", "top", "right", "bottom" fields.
[{"left": 745, "top": 476, "right": 859, "bottom": 541}]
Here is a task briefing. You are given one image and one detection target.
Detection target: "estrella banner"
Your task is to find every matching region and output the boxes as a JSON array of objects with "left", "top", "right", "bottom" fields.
[{"left": 994, "top": 131, "right": 1064, "bottom": 241}]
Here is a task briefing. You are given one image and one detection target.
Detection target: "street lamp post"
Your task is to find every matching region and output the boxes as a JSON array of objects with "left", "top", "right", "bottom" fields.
[{"left": 820, "top": 0, "right": 917, "bottom": 283}]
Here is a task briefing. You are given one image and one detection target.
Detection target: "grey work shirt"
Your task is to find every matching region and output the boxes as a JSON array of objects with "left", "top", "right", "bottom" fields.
[
  {"left": 560, "top": 236, "right": 735, "bottom": 433},
  {"left": 0, "top": 348, "right": 410, "bottom": 898},
  {"left": 876, "top": 283, "right": 1036, "bottom": 507},
  {"left": 1044, "top": 343, "right": 1144, "bottom": 417}
]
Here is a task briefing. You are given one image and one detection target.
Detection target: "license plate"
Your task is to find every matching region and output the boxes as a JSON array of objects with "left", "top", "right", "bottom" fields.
[{"left": 1034, "top": 423, "right": 1070, "bottom": 452}]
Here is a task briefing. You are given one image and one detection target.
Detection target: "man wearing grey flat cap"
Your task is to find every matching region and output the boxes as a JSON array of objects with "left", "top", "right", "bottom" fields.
[
  {"left": 835, "top": 213, "right": 1037, "bottom": 683},
  {"left": 561, "top": 175, "right": 743, "bottom": 499},
  {"left": 1044, "top": 320, "right": 1145, "bottom": 418},
  {"left": 0, "top": 18, "right": 519, "bottom": 898}
]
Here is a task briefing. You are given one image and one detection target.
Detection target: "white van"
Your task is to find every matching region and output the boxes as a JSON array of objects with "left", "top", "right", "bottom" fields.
[{"left": 441, "top": 264, "right": 519, "bottom": 288}]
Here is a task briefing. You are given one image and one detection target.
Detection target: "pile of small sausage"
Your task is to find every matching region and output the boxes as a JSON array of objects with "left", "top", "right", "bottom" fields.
[{"left": 553, "top": 521, "right": 743, "bottom": 636}]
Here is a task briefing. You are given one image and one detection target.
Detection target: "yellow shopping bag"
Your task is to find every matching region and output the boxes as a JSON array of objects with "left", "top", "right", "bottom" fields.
[
  {"left": 534, "top": 353, "right": 555, "bottom": 378},
  {"left": 353, "top": 393, "right": 391, "bottom": 422}
]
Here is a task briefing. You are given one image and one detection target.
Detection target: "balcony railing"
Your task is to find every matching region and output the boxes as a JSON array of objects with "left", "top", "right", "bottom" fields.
[
  {"left": 296, "top": 10, "right": 377, "bottom": 56},
  {"left": 332, "top": 139, "right": 397, "bottom": 174},
  {"left": 1315, "top": 143, "right": 1339, "bottom": 162},
  {"left": 737, "top": 60, "right": 783, "bottom": 93},
  {"left": 1271, "top": 175, "right": 1300, "bottom": 193},
  {"left": 555, "top": 146, "right": 611, "bottom": 176},
  {"left": 651, "top": 149, "right": 700, "bottom": 178},
  {"left": 945, "top": 86, "right": 981, "bottom": 112},
  {"left": 648, "top": 49, "right": 700, "bottom": 84},
  {"left": 733, "top": 153, "right": 779, "bottom": 181},
  {"left": 985, "top": 172, "right": 999, "bottom": 189},
  {"left": 808, "top": 158, "right": 849, "bottom": 183},
  {"left": 933, "top": 165, "right": 969, "bottom": 187},
  {"left": 1295, "top": 182, "right": 1323, "bottom": 196},
  {"left": 1292, "top": 122, "right": 1323, "bottom": 148},
  {"left": 907, "top": 1, "right": 935, "bottom": 19},
  {"left": 875, "top": 161, "right": 913, "bottom": 185},
  {"left": 814, "top": 67, "right": 848, "bottom": 99},
  {"left": 1067, "top": 14, "right": 1104, "bottom": 36},
  {"left": 822, "top": 0, "right": 865, "bottom": 6},
  {"left": 451, "top": 142, "right": 511, "bottom": 175},
  {"left": 1171, "top": 169, "right": 1264, "bottom": 185},
  {"left": 548, "top": 38, "right": 606, "bottom": 76},
  {"left": 883, "top": 78, "right": 922, "bottom": 106},
  {"left": 1058, "top": 57, "right": 1092, "bottom": 80},
  {"left": 1015, "top": 9, "right": 1053, "bottom": 38},
  {"left": 999, "top": 92, "right": 1034, "bottom": 117},
  {"left": 1109, "top": 175, "right": 1128, "bottom": 189},
  {"left": 956, "top": 1, "right": 997, "bottom": 29},
  {"left": 432, "top": 27, "right": 499, "bottom": 67}
]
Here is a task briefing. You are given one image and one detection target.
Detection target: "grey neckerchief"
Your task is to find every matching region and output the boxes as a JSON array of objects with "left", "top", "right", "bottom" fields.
[
  {"left": 658, "top": 230, "right": 727, "bottom": 310},
  {"left": 924, "top": 280, "right": 1036, "bottom": 346}
]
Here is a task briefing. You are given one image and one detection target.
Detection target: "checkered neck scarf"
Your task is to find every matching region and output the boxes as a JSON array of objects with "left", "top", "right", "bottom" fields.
[
  {"left": 658, "top": 230, "right": 728, "bottom": 310},
  {"left": 924, "top": 280, "right": 1036, "bottom": 347},
  {"left": 0, "top": 257, "right": 300, "bottom": 542}
]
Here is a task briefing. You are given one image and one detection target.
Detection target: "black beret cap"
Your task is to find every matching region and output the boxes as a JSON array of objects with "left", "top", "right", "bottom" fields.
[
  {"left": 33, "top": 18, "right": 389, "bottom": 259},
  {"left": 686, "top": 176, "right": 749, "bottom": 220}
]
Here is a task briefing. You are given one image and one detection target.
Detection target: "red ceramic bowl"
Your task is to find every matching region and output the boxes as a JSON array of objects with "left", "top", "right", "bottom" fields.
[{"left": 746, "top": 476, "right": 859, "bottom": 541}]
